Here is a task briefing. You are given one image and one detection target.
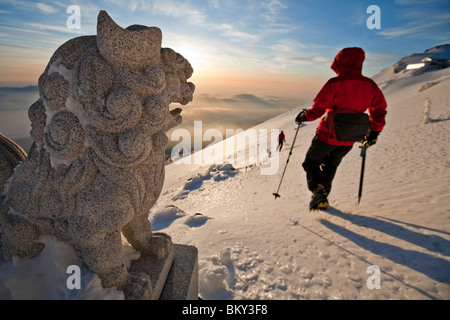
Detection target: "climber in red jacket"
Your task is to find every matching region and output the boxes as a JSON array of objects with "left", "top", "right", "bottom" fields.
[
  {"left": 295, "top": 47, "right": 387, "bottom": 211},
  {"left": 277, "top": 130, "right": 286, "bottom": 152}
]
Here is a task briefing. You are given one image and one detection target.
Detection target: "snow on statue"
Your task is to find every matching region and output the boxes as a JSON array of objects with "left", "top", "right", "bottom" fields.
[{"left": 0, "top": 10, "right": 195, "bottom": 299}]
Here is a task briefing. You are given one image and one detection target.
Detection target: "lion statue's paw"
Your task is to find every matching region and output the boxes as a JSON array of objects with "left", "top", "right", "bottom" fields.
[
  {"left": 122, "top": 272, "right": 152, "bottom": 300},
  {"left": 143, "top": 232, "right": 173, "bottom": 260}
]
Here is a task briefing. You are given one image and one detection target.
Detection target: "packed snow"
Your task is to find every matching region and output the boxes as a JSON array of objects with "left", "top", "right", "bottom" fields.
[{"left": 1, "top": 46, "right": 449, "bottom": 300}]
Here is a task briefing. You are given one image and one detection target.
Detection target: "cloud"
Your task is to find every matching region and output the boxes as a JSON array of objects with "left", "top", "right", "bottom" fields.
[
  {"left": 167, "top": 92, "right": 301, "bottom": 145},
  {"left": 365, "top": 52, "right": 397, "bottom": 64},
  {"left": 267, "top": 38, "right": 334, "bottom": 72},
  {"left": 381, "top": 2, "right": 450, "bottom": 40},
  {"left": 153, "top": 1, "right": 207, "bottom": 26},
  {"left": 260, "top": 0, "right": 288, "bottom": 23},
  {"left": 379, "top": 13, "right": 450, "bottom": 40},
  {"left": 0, "top": 26, "right": 73, "bottom": 47},
  {"left": 26, "top": 23, "right": 87, "bottom": 34},
  {"left": 394, "top": 0, "right": 443, "bottom": 4},
  {"left": 218, "top": 24, "right": 260, "bottom": 43},
  {"left": 35, "top": 3, "right": 58, "bottom": 14}
]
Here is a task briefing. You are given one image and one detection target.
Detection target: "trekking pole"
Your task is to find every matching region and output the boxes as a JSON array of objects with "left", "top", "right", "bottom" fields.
[
  {"left": 358, "top": 145, "right": 368, "bottom": 204},
  {"left": 273, "top": 124, "right": 301, "bottom": 199}
]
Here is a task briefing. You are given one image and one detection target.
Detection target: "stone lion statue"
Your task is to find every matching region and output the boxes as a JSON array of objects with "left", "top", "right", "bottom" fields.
[{"left": 0, "top": 11, "right": 194, "bottom": 299}]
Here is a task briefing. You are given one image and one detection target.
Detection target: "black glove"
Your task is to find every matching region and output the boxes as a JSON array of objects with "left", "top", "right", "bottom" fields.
[
  {"left": 362, "top": 130, "right": 380, "bottom": 147},
  {"left": 295, "top": 110, "right": 307, "bottom": 125}
]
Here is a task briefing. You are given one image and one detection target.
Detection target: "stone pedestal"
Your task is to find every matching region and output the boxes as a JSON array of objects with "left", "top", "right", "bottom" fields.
[
  {"left": 129, "top": 243, "right": 198, "bottom": 300},
  {"left": 160, "top": 244, "right": 199, "bottom": 300},
  {"left": 129, "top": 246, "right": 176, "bottom": 300}
]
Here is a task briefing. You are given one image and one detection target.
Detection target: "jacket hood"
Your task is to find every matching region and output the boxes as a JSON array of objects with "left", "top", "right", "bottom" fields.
[{"left": 331, "top": 47, "right": 365, "bottom": 76}]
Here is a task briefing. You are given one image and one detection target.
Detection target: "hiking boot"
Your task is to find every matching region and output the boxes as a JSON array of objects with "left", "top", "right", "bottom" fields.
[{"left": 309, "top": 184, "right": 329, "bottom": 211}]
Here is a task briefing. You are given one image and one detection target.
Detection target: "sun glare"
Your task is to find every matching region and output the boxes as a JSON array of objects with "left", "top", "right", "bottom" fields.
[
  {"left": 174, "top": 45, "right": 202, "bottom": 74},
  {"left": 406, "top": 63, "right": 425, "bottom": 70}
]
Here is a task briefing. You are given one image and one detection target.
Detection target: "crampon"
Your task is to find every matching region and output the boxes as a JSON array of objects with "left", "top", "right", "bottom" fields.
[{"left": 309, "top": 185, "right": 329, "bottom": 211}]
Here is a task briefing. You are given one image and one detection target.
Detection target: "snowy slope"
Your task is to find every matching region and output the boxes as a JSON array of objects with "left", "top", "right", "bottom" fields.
[
  {"left": 152, "top": 46, "right": 450, "bottom": 300},
  {"left": 1, "top": 47, "right": 449, "bottom": 300}
]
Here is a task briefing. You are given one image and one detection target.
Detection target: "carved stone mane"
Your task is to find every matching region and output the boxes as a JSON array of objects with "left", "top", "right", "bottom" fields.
[{"left": 0, "top": 11, "right": 194, "bottom": 299}]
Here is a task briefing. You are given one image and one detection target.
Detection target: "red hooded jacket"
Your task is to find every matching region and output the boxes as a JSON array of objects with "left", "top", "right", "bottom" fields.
[{"left": 305, "top": 47, "right": 387, "bottom": 146}]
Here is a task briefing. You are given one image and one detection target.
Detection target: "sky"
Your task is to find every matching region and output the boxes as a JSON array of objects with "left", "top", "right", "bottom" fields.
[
  {"left": 0, "top": 0, "right": 449, "bottom": 152},
  {"left": 1, "top": 0, "right": 449, "bottom": 97}
]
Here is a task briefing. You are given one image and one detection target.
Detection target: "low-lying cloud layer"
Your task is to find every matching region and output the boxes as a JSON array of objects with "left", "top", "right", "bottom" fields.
[
  {"left": 0, "top": 86, "right": 307, "bottom": 157},
  {"left": 167, "top": 93, "right": 307, "bottom": 154}
]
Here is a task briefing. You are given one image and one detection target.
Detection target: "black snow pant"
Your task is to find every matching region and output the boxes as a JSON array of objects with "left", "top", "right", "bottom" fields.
[
  {"left": 302, "top": 136, "right": 353, "bottom": 195},
  {"left": 278, "top": 139, "right": 284, "bottom": 151}
]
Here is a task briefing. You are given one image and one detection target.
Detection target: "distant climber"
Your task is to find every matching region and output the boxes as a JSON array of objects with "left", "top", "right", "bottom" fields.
[
  {"left": 277, "top": 130, "right": 286, "bottom": 152},
  {"left": 294, "top": 47, "right": 387, "bottom": 211}
]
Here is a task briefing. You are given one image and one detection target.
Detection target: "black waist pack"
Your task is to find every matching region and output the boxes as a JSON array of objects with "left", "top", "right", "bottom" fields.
[{"left": 334, "top": 113, "right": 371, "bottom": 142}]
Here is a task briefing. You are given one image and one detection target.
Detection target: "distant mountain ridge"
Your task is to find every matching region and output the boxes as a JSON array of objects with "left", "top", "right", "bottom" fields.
[
  {"left": 392, "top": 44, "right": 450, "bottom": 73},
  {"left": 0, "top": 86, "right": 38, "bottom": 95}
]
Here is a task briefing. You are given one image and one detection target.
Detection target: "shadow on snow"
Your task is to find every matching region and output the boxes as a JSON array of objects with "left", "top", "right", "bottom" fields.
[{"left": 320, "top": 207, "right": 450, "bottom": 286}]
